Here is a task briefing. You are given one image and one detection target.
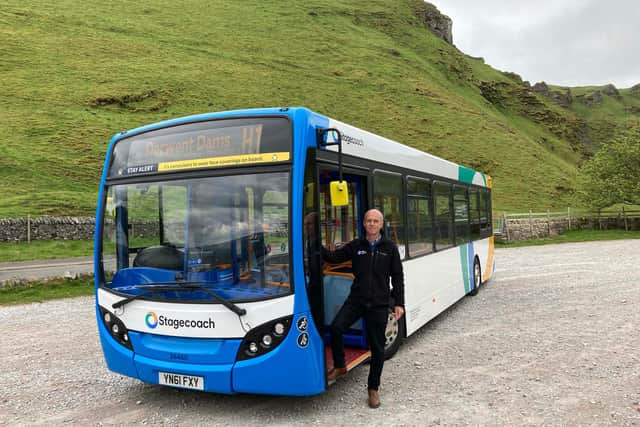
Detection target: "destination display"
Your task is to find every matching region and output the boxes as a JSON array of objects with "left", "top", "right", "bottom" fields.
[{"left": 108, "top": 117, "right": 291, "bottom": 177}]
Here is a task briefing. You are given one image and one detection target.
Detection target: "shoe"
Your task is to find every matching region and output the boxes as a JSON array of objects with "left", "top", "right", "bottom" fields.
[
  {"left": 367, "top": 389, "right": 380, "bottom": 408},
  {"left": 327, "top": 367, "right": 347, "bottom": 381}
]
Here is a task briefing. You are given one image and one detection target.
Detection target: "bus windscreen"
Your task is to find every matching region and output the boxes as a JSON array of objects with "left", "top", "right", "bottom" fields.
[{"left": 108, "top": 117, "right": 291, "bottom": 177}]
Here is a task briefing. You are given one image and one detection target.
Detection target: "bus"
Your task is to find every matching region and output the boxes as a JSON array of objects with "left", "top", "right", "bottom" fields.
[{"left": 94, "top": 107, "right": 494, "bottom": 396}]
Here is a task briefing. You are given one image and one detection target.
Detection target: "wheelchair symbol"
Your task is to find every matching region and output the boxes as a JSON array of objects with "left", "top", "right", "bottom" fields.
[{"left": 296, "top": 316, "right": 308, "bottom": 332}]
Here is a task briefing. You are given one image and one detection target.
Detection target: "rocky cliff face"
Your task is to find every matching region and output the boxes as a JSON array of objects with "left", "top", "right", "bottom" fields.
[
  {"left": 532, "top": 82, "right": 573, "bottom": 108},
  {"left": 414, "top": 1, "right": 453, "bottom": 45}
]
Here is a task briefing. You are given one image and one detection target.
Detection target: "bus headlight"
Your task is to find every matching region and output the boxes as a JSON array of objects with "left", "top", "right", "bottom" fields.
[
  {"left": 273, "top": 322, "right": 285, "bottom": 336},
  {"left": 261, "top": 334, "right": 273, "bottom": 347},
  {"left": 99, "top": 307, "right": 132, "bottom": 350},
  {"left": 237, "top": 316, "right": 292, "bottom": 361}
]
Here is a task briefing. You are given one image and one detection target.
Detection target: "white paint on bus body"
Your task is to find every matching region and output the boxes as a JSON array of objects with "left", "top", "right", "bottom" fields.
[
  {"left": 97, "top": 288, "right": 293, "bottom": 338},
  {"left": 402, "top": 237, "right": 492, "bottom": 336},
  {"left": 327, "top": 118, "right": 460, "bottom": 182}
]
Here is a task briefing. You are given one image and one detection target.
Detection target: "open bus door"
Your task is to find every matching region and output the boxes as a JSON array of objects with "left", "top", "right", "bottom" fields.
[
  {"left": 317, "top": 167, "right": 372, "bottom": 380},
  {"left": 303, "top": 147, "right": 372, "bottom": 384}
]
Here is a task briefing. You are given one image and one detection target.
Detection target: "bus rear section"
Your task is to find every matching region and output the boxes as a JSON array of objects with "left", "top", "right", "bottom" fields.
[{"left": 94, "top": 113, "right": 327, "bottom": 396}]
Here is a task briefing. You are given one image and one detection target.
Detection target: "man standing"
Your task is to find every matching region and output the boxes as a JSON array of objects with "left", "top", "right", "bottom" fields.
[{"left": 323, "top": 209, "right": 405, "bottom": 408}]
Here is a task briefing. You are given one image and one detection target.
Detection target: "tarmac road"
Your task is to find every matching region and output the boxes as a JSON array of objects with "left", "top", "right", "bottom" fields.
[
  {"left": 0, "top": 257, "right": 94, "bottom": 284},
  {"left": 1, "top": 240, "right": 639, "bottom": 426}
]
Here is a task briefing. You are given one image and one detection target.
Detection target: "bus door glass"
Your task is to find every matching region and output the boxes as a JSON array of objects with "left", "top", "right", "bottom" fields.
[
  {"left": 303, "top": 151, "right": 323, "bottom": 331},
  {"left": 318, "top": 168, "right": 366, "bottom": 331}
]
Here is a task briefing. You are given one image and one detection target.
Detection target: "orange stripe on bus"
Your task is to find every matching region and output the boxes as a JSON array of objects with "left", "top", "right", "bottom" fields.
[
  {"left": 347, "top": 351, "right": 371, "bottom": 370},
  {"left": 484, "top": 236, "right": 494, "bottom": 282}
]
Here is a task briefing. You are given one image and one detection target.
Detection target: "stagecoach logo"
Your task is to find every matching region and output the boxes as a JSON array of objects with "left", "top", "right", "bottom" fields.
[
  {"left": 342, "top": 133, "right": 364, "bottom": 147},
  {"left": 145, "top": 312, "right": 216, "bottom": 330},
  {"left": 146, "top": 311, "right": 158, "bottom": 329}
]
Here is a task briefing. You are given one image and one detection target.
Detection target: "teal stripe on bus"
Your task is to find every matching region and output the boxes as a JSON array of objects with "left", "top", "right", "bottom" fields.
[
  {"left": 459, "top": 245, "right": 470, "bottom": 293},
  {"left": 457, "top": 166, "right": 476, "bottom": 184}
]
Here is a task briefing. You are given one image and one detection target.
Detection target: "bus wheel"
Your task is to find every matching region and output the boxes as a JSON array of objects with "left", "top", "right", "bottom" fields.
[
  {"left": 383, "top": 308, "right": 405, "bottom": 359},
  {"left": 470, "top": 257, "right": 482, "bottom": 296}
]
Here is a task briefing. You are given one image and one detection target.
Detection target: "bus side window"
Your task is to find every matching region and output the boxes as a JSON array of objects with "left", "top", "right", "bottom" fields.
[
  {"left": 469, "top": 188, "right": 481, "bottom": 241},
  {"left": 373, "top": 171, "right": 405, "bottom": 254},
  {"left": 479, "top": 189, "right": 492, "bottom": 238},
  {"left": 433, "top": 181, "right": 454, "bottom": 251},
  {"left": 406, "top": 177, "right": 433, "bottom": 257},
  {"left": 453, "top": 185, "right": 470, "bottom": 245}
]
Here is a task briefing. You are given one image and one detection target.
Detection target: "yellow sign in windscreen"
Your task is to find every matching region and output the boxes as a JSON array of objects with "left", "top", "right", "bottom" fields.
[{"left": 158, "top": 152, "right": 290, "bottom": 172}]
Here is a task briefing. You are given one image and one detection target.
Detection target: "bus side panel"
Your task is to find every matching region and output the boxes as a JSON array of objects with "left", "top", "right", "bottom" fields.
[
  {"left": 232, "top": 312, "right": 325, "bottom": 396},
  {"left": 472, "top": 237, "right": 494, "bottom": 282},
  {"left": 460, "top": 243, "right": 475, "bottom": 294},
  {"left": 403, "top": 250, "right": 468, "bottom": 336}
]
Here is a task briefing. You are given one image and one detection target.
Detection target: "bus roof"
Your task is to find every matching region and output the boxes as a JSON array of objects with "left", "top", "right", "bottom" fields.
[{"left": 324, "top": 116, "right": 490, "bottom": 187}]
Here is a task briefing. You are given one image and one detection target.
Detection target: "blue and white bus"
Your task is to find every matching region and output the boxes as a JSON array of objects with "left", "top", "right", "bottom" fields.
[{"left": 94, "top": 107, "right": 494, "bottom": 396}]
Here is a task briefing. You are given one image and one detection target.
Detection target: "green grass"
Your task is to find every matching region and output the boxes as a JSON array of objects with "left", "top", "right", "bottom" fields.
[
  {"left": 496, "top": 229, "right": 640, "bottom": 248},
  {"left": 0, "top": 0, "right": 638, "bottom": 217},
  {"left": 0, "top": 240, "right": 94, "bottom": 262},
  {"left": 0, "top": 277, "right": 94, "bottom": 305}
]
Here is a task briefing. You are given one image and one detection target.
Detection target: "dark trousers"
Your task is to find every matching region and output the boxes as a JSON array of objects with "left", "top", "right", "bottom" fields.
[{"left": 330, "top": 301, "right": 388, "bottom": 390}]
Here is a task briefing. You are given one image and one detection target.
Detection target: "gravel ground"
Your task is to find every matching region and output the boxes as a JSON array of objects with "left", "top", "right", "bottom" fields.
[{"left": 1, "top": 240, "right": 639, "bottom": 426}]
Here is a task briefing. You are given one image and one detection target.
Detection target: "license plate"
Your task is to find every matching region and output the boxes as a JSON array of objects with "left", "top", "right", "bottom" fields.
[{"left": 158, "top": 371, "right": 204, "bottom": 391}]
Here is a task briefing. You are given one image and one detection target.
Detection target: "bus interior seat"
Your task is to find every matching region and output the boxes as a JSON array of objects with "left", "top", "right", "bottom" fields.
[
  {"left": 323, "top": 266, "right": 363, "bottom": 331},
  {"left": 132, "top": 245, "right": 184, "bottom": 270}
]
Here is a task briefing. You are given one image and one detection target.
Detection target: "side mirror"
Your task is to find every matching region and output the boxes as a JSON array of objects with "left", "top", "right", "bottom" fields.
[
  {"left": 317, "top": 128, "right": 349, "bottom": 207},
  {"left": 329, "top": 180, "right": 349, "bottom": 207},
  {"left": 305, "top": 183, "right": 315, "bottom": 209},
  {"left": 321, "top": 129, "right": 341, "bottom": 145}
]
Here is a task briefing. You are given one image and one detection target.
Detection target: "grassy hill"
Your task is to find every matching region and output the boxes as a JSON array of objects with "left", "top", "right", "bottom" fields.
[{"left": 1, "top": 0, "right": 638, "bottom": 217}]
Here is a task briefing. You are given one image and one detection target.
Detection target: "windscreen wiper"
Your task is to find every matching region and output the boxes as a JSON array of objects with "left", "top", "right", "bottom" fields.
[{"left": 111, "top": 281, "right": 247, "bottom": 316}]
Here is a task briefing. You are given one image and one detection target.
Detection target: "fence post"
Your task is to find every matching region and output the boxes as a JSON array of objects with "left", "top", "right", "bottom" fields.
[
  {"left": 547, "top": 209, "right": 551, "bottom": 236},
  {"left": 568, "top": 207, "right": 571, "bottom": 231},
  {"left": 503, "top": 212, "right": 510, "bottom": 242},
  {"left": 529, "top": 209, "right": 533, "bottom": 239},
  {"left": 27, "top": 214, "right": 31, "bottom": 243},
  {"left": 598, "top": 210, "right": 602, "bottom": 230},
  {"left": 623, "top": 205, "right": 628, "bottom": 231}
]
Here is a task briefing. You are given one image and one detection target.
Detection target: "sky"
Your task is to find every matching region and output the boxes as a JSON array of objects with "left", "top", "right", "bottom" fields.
[{"left": 430, "top": 0, "right": 640, "bottom": 88}]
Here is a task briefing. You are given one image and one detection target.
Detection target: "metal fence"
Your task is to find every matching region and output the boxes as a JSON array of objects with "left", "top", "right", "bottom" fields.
[{"left": 494, "top": 207, "right": 640, "bottom": 242}]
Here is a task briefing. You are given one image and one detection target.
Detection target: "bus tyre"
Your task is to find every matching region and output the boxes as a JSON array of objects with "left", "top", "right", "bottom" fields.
[
  {"left": 469, "top": 257, "right": 482, "bottom": 296},
  {"left": 383, "top": 308, "right": 405, "bottom": 359}
]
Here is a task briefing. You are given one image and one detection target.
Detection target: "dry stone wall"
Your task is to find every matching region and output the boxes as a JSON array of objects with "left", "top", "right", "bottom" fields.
[
  {"left": 0, "top": 217, "right": 157, "bottom": 242},
  {"left": 497, "top": 215, "right": 640, "bottom": 242},
  {"left": 2, "top": 214, "right": 638, "bottom": 243}
]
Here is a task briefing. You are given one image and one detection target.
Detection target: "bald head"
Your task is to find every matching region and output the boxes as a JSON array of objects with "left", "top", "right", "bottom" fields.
[
  {"left": 364, "top": 209, "right": 383, "bottom": 222},
  {"left": 364, "top": 209, "right": 384, "bottom": 241}
]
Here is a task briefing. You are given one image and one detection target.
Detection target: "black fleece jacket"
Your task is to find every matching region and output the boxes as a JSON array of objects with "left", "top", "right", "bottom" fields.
[{"left": 322, "top": 236, "right": 405, "bottom": 308}]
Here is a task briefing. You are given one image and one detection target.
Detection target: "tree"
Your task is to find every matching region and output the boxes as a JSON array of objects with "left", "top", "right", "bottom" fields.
[{"left": 576, "top": 127, "right": 640, "bottom": 210}]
